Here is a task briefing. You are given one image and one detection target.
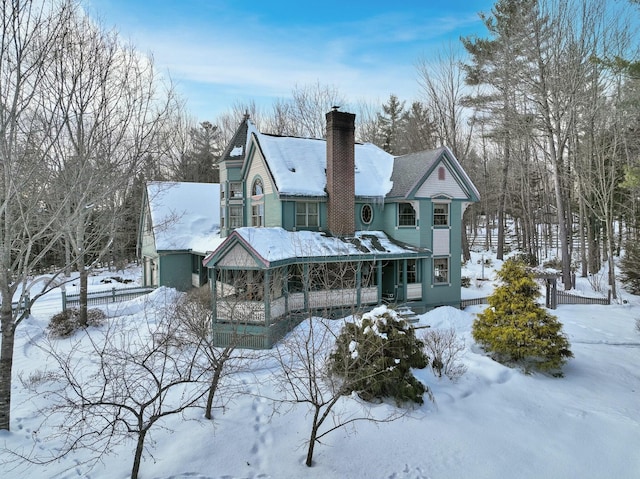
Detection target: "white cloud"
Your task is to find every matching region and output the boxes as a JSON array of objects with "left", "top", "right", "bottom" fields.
[{"left": 95, "top": 4, "right": 485, "bottom": 119}]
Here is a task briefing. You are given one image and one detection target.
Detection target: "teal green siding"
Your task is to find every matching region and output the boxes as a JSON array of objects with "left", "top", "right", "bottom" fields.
[
  {"left": 265, "top": 191, "right": 281, "bottom": 227},
  {"left": 383, "top": 201, "right": 422, "bottom": 246},
  {"left": 355, "top": 201, "right": 386, "bottom": 231},
  {"left": 159, "top": 253, "right": 192, "bottom": 291},
  {"left": 280, "top": 200, "right": 326, "bottom": 231}
]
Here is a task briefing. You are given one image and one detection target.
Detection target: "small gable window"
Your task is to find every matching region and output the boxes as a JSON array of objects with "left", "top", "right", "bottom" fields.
[
  {"left": 361, "top": 204, "right": 373, "bottom": 225},
  {"left": 398, "top": 203, "right": 416, "bottom": 227},
  {"left": 438, "top": 166, "right": 446, "bottom": 181},
  {"left": 434, "top": 203, "right": 449, "bottom": 226}
]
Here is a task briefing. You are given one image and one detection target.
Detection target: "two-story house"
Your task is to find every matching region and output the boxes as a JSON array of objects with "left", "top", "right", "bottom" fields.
[{"left": 203, "top": 108, "right": 480, "bottom": 348}]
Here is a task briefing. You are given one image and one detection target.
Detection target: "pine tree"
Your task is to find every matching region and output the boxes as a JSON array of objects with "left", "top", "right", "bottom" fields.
[
  {"left": 472, "top": 259, "right": 573, "bottom": 374},
  {"left": 376, "top": 94, "right": 406, "bottom": 154},
  {"left": 330, "top": 306, "right": 429, "bottom": 405},
  {"left": 176, "top": 121, "right": 221, "bottom": 183},
  {"left": 620, "top": 240, "right": 640, "bottom": 294}
]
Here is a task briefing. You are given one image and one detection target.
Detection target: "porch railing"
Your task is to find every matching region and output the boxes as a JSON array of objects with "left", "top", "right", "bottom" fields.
[{"left": 215, "top": 286, "right": 379, "bottom": 323}]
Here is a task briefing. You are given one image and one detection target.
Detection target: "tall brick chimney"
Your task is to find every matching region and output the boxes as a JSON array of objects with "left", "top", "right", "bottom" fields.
[{"left": 326, "top": 107, "right": 355, "bottom": 237}]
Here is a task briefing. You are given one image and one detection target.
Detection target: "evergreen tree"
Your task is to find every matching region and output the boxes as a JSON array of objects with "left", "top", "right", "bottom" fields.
[
  {"left": 400, "top": 101, "right": 437, "bottom": 153},
  {"left": 330, "top": 306, "right": 430, "bottom": 405},
  {"left": 620, "top": 240, "right": 640, "bottom": 294},
  {"left": 176, "top": 121, "right": 221, "bottom": 183},
  {"left": 472, "top": 259, "right": 573, "bottom": 374},
  {"left": 376, "top": 94, "right": 406, "bottom": 154}
]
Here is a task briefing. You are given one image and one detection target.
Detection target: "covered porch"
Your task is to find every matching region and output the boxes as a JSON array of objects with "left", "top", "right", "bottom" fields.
[{"left": 203, "top": 228, "right": 430, "bottom": 349}]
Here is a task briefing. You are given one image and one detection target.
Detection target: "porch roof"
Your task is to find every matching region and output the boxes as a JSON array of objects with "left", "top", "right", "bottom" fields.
[{"left": 203, "top": 227, "right": 430, "bottom": 269}]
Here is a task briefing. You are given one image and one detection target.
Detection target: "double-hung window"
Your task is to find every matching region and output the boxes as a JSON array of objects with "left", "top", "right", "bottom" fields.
[
  {"left": 296, "top": 202, "right": 318, "bottom": 228},
  {"left": 434, "top": 257, "right": 449, "bottom": 284},
  {"left": 229, "top": 205, "right": 243, "bottom": 228},
  {"left": 434, "top": 203, "right": 449, "bottom": 226},
  {"left": 229, "top": 182, "right": 243, "bottom": 199},
  {"left": 251, "top": 204, "right": 264, "bottom": 226},
  {"left": 398, "top": 203, "right": 416, "bottom": 226}
]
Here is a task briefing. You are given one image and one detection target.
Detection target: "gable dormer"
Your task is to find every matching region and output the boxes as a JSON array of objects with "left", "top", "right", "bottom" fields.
[
  {"left": 415, "top": 161, "right": 468, "bottom": 199},
  {"left": 388, "top": 147, "right": 480, "bottom": 202}
]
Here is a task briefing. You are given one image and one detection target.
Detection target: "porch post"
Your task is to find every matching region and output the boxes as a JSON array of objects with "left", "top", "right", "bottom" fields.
[
  {"left": 284, "top": 265, "right": 289, "bottom": 315},
  {"left": 402, "top": 258, "right": 408, "bottom": 302},
  {"left": 264, "top": 269, "right": 271, "bottom": 326},
  {"left": 210, "top": 267, "right": 217, "bottom": 324},
  {"left": 356, "top": 262, "right": 362, "bottom": 308},
  {"left": 377, "top": 260, "right": 382, "bottom": 303},
  {"left": 303, "top": 263, "right": 309, "bottom": 311}
]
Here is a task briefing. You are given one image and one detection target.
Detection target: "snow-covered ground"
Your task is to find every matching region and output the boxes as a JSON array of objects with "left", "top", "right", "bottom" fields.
[{"left": 1, "top": 253, "right": 639, "bottom": 479}]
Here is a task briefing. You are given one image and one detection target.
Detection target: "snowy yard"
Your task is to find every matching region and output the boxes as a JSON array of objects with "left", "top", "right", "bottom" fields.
[{"left": 1, "top": 253, "right": 639, "bottom": 479}]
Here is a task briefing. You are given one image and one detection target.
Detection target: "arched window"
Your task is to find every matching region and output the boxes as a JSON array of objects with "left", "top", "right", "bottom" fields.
[
  {"left": 252, "top": 178, "right": 263, "bottom": 196},
  {"left": 251, "top": 178, "right": 264, "bottom": 227}
]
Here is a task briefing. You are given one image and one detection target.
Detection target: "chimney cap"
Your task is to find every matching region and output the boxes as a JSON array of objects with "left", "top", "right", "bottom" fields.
[{"left": 331, "top": 105, "right": 340, "bottom": 111}]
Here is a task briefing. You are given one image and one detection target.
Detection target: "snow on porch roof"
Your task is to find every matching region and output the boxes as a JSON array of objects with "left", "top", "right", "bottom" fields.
[
  {"left": 147, "top": 181, "right": 223, "bottom": 253},
  {"left": 254, "top": 132, "right": 395, "bottom": 197},
  {"left": 204, "top": 227, "right": 429, "bottom": 268}
]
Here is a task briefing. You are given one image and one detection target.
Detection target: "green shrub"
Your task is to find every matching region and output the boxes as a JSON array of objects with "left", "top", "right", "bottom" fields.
[
  {"left": 48, "top": 308, "right": 106, "bottom": 338},
  {"left": 472, "top": 259, "right": 572, "bottom": 375},
  {"left": 329, "top": 306, "right": 430, "bottom": 405}
]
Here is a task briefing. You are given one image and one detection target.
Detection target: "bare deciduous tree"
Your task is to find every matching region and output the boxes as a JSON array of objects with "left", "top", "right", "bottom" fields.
[
  {"left": 27, "top": 299, "right": 209, "bottom": 479},
  {"left": 173, "top": 285, "right": 255, "bottom": 420},
  {"left": 46, "top": 9, "right": 178, "bottom": 326},
  {"left": 0, "top": 0, "right": 78, "bottom": 432},
  {"left": 269, "top": 261, "right": 408, "bottom": 467}
]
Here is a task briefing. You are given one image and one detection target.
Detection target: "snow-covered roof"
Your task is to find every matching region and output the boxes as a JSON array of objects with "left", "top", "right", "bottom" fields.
[
  {"left": 254, "top": 132, "right": 394, "bottom": 197},
  {"left": 146, "top": 181, "right": 223, "bottom": 254},
  {"left": 206, "top": 227, "right": 428, "bottom": 267}
]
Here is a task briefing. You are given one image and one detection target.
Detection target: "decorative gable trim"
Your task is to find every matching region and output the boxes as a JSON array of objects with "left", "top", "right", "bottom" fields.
[
  {"left": 414, "top": 161, "right": 468, "bottom": 199},
  {"left": 244, "top": 138, "right": 275, "bottom": 196},
  {"left": 203, "top": 231, "right": 270, "bottom": 270},
  {"left": 217, "top": 243, "right": 261, "bottom": 268}
]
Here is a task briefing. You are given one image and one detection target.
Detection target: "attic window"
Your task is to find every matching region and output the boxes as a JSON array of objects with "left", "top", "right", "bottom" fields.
[{"left": 438, "top": 166, "right": 446, "bottom": 181}]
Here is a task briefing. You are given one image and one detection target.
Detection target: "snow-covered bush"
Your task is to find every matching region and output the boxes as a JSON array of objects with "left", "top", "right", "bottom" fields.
[
  {"left": 329, "top": 306, "right": 430, "bottom": 405},
  {"left": 422, "top": 327, "right": 467, "bottom": 380},
  {"left": 472, "top": 259, "right": 573, "bottom": 375},
  {"left": 48, "top": 308, "right": 106, "bottom": 338}
]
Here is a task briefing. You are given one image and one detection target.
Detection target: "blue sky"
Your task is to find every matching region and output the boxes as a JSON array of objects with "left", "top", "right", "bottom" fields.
[{"left": 86, "top": 1, "right": 496, "bottom": 121}]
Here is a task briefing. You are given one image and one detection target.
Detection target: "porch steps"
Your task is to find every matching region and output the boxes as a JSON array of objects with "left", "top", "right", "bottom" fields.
[{"left": 397, "top": 306, "right": 420, "bottom": 323}]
